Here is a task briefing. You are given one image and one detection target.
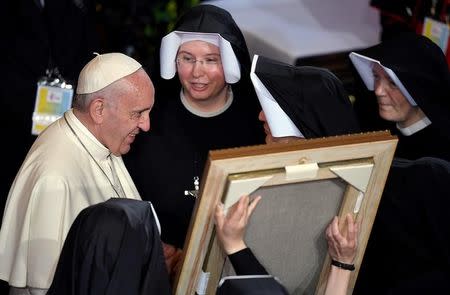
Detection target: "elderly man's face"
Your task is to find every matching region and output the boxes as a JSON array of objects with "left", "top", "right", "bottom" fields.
[
  {"left": 103, "top": 69, "right": 154, "bottom": 156},
  {"left": 372, "top": 64, "right": 417, "bottom": 126}
]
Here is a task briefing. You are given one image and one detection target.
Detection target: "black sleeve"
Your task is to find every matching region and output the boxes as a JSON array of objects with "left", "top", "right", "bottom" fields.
[{"left": 228, "top": 247, "right": 268, "bottom": 275}]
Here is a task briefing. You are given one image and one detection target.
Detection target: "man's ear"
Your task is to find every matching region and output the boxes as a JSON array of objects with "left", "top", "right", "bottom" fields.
[{"left": 89, "top": 97, "right": 105, "bottom": 124}]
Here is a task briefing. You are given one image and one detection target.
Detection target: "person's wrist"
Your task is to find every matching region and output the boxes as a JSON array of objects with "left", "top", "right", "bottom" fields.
[
  {"left": 224, "top": 240, "right": 247, "bottom": 255},
  {"left": 331, "top": 259, "right": 355, "bottom": 271}
]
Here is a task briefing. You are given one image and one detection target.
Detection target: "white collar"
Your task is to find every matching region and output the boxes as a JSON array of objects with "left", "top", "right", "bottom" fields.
[
  {"left": 180, "top": 87, "right": 233, "bottom": 118},
  {"left": 65, "top": 109, "right": 111, "bottom": 161},
  {"left": 396, "top": 116, "right": 432, "bottom": 136}
]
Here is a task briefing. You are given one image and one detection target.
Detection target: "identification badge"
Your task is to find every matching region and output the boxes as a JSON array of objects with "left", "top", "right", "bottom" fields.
[
  {"left": 32, "top": 69, "right": 73, "bottom": 135},
  {"left": 422, "top": 17, "right": 450, "bottom": 53}
]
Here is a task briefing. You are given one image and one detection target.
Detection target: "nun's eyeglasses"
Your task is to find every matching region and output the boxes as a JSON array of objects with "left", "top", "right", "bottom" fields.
[{"left": 176, "top": 54, "right": 221, "bottom": 69}]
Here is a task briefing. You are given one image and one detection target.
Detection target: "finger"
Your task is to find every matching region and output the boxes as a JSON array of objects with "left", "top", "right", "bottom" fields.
[
  {"left": 326, "top": 217, "right": 339, "bottom": 247},
  {"left": 346, "top": 214, "right": 357, "bottom": 244},
  {"left": 247, "top": 195, "right": 262, "bottom": 218},
  {"left": 226, "top": 198, "right": 240, "bottom": 217},
  {"left": 233, "top": 195, "right": 248, "bottom": 222},
  {"left": 332, "top": 216, "right": 346, "bottom": 245}
]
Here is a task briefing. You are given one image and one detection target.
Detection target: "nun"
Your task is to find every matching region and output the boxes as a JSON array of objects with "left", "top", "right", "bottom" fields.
[
  {"left": 250, "top": 55, "right": 361, "bottom": 143},
  {"left": 349, "top": 32, "right": 450, "bottom": 161},
  {"left": 354, "top": 156, "right": 450, "bottom": 294},
  {"left": 47, "top": 198, "right": 171, "bottom": 295},
  {"left": 215, "top": 55, "right": 362, "bottom": 295},
  {"left": 123, "top": 4, "right": 264, "bottom": 253}
]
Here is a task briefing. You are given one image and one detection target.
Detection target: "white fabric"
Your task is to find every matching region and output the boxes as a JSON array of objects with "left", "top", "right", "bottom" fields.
[
  {"left": 9, "top": 286, "right": 47, "bottom": 295},
  {"left": 250, "top": 55, "right": 303, "bottom": 138},
  {"left": 349, "top": 52, "right": 418, "bottom": 106},
  {"left": 160, "top": 31, "right": 241, "bottom": 83},
  {"left": 0, "top": 109, "right": 142, "bottom": 289},
  {"left": 180, "top": 33, "right": 219, "bottom": 47},
  {"left": 397, "top": 116, "right": 432, "bottom": 136},
  {"left": 180, "top": 87, "right": 233, "bottom": 118},
  {"left": 76, "top": 52, "right": 142, "bottom": 94},
  {"left": 107, "top": 155, "right": 126, "bottom": 198}
]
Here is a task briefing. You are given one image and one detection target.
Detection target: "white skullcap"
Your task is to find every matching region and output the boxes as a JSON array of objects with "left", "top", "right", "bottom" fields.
[
  {"left": 76, "top": 52, "right": 142, "bottom": 94},
  {"left": 160, "top": 31, "right": 241, "bottom": 83}
]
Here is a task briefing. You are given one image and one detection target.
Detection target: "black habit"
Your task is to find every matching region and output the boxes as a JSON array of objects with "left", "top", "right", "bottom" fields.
[
  {"left": 354, "top": 157, "right": 450, "bottom": 294},
  {"left": 253, "top": 55, "right": 361, "bottom": 138},
  {"left": 124, "top": 4, "right": 264, "bottom": 249},
  {"left": 354, "top": 33, "right": 450, "bottom": 161},
  {"left": 47, "top": 198, "right": 171, "bottom": 295}
]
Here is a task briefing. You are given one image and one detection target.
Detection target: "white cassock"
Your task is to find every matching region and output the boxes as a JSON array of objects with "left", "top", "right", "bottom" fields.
[{"left": 0, "top": 109, "right": 147, "bottom": 290}]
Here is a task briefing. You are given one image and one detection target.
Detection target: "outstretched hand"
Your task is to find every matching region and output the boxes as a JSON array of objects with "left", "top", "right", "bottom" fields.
[
  {"left": 325, "top": 213, "right": 359, "bottom": 264},
  {"left": 214, "top": 195, "right": 262, "bottom": 255},
  {"left": 162, "top": 242, "right": 183, "bottom": 284}
]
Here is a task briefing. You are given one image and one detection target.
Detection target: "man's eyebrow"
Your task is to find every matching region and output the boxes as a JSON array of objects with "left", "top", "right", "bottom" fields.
[{"left": 134, "top": 107, "right": 151, "bottom": 114}]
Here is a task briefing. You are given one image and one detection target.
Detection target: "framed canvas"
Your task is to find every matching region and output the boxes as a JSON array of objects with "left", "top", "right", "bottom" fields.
[{"left": 174, "top": 131, "right": 397, "bottom": 295}]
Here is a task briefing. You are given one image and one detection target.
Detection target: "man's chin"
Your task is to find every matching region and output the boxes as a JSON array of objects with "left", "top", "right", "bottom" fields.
[{"left": 119, "top": 145, "right": 131, "bottom": 155}]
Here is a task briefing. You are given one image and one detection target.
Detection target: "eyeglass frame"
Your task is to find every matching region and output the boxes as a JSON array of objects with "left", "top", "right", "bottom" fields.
[{"left": 175, "top": 53, "right": 222, "bottom": 69}]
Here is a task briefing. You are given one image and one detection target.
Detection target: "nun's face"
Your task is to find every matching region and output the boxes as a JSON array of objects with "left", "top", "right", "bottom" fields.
[
  {"left": 372, "top": 64, "right": 418, "bottom": 127},
  {"left": 176, "top": 40, "right": 228, "bottom": 111},
  {"left": 258, "top": 111, "right": 299, "bottom": 144}
]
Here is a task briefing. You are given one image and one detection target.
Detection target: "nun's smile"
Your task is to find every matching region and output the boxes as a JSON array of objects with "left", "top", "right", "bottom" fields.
[{"left": 176, "top": 40, "right": 228, "bottom": 112}]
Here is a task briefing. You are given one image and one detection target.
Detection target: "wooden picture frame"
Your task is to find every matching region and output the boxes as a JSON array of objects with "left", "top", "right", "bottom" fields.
[{"left": 174, "top": 131, "right": 397, "bottom": 295}]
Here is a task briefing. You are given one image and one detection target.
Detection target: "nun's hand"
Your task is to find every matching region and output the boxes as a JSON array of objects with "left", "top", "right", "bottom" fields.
[
  {"left": 162, "top": 242, "right": 183, "bottom": 282},
  {"left": 214, "top": 195, "right": 261, "bottom": 255},
  {"left": 325, "top": 214, "right": 358, "bottom": 264}
]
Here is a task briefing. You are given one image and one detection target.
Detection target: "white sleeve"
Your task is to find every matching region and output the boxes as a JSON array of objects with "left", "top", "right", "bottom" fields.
[{"left": 27, "top": 176, "right": 69, "bottom": 288}]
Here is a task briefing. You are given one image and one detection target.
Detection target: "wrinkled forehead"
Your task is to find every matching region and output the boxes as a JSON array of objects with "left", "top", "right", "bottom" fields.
[{"left": 371, "top": 63, "right": 390, "bottom": 77}]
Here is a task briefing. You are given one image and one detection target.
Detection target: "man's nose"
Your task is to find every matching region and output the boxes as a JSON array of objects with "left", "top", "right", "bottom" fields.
[{"left": 139, "top": 115, "right": 150, "bottom": 132}]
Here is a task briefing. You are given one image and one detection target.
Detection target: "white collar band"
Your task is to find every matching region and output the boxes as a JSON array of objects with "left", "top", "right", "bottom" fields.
[
  {"left": 180, "top": 87, "right": 233, "bottom": 118},
  {"left": 397, "top": 116, "right": 431, "bottom": 136}
]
